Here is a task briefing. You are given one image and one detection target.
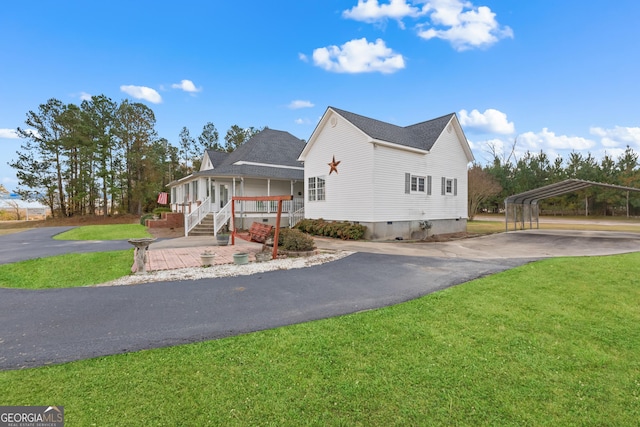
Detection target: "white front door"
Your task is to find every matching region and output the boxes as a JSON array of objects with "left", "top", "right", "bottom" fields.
[{"left": 219, "top": 184, "right": 229, "bottom": 208}]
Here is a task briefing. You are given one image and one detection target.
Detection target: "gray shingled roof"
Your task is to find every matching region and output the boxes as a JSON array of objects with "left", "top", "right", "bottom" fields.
[
  {"left": 330, "top": 107, "right": 455, "bottom": 151},
  {"left": 196, "top": 128, "right": 306, "bottom": 181},
  {"left": 205, "top": 150, "right": 229, "bottom": 167},
  {"left": 223, "top": 128, "right": 306, "bottom": 167}
]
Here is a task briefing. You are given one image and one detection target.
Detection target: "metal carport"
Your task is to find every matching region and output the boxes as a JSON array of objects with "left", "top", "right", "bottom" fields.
[{"left": 504, "top": 179, "right": 640, "bottom": 231}]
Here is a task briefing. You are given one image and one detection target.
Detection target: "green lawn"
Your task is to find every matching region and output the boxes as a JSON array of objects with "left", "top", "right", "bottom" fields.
[
  {"left": 53, "top": 224, "right": 151, "bottom": 240},
  {"left": 0, "top": 224, "right": 147, "bottom": 289},
  {"left": 1, "top": 253, "right": 639, "bottom": 426},
  {"left": 0, "top": 251, "right": 133, "bottom": 289}
]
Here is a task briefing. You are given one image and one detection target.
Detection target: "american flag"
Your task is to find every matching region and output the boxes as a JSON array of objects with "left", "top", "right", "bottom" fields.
[{"left": 157, "top": 192, "right": 168, "bottom": 205}]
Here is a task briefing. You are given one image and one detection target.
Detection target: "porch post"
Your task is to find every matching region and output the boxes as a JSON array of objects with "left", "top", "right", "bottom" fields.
[
  {"left": 272, "top": 200, "right": 284, "bottom": 260},
  {"left": 267, "top": 179, "right": 271, "bottom": 213}
]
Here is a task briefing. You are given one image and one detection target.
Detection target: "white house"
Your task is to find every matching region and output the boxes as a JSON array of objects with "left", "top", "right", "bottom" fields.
[
  {"left": 167, "top": 128, "right": 306, "bottom": 235},
  {"left": 297, "top": 107, "right": 474, "bottom": 240}
]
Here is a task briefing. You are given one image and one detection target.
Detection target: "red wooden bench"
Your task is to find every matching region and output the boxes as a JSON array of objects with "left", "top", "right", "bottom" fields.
[{"left": 248, "top": 222, "right": 273, "bottom": 243}]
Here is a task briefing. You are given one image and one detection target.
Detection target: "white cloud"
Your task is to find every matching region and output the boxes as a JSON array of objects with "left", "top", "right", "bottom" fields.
[
  {"left": 590, "top": 126, "right": 640, "bottom": 149},
  {"left": 459, "top": 108, "right": 514, "bottom": 134},
  {"left": 120, "top": 85, "right": 162, "bottom": 104},
  {"left": 0, "top": 128, "right": 18, "bottom": 139},
  {"left": 312, "top": 38, "right": 405, "bottom": 74},
  {"left": 171, "top": 79, "right": 202, "bottom": 93},
  {"left": 518, "top": 128, "right": 595, "bottom": 151},
  {"left": 288, "top": 100, "right": 315, "bottom": 109},
  {"left": 343, "top": 0, "right": 426, "bottom": 28},
  {"left": 79, "top": 92, "right": 92, "bottom": 101},
  {"left": 295, "top": 118, "right": 312, "bottom": 125},
  {"left": 417, "top": 0, "right": 513, "bottom": 51}
]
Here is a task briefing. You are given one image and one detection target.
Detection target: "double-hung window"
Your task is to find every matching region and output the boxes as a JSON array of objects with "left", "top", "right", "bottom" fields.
[
  {"left": 308, "top": 176, "right": 326, "bottom": 201},
  {"left": 441, "top": 177, "right": 457, "bottom": 196},
  {"left": 411, "top": 176, "right": 425, "bottom": 192},
  {"left": 406, "top": 173, "right": 432, "bottom": 195}
]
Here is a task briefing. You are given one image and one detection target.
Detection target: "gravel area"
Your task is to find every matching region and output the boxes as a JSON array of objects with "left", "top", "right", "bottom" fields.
[{"left": 94, "top": 251, "right": 354, "bottom": 287}]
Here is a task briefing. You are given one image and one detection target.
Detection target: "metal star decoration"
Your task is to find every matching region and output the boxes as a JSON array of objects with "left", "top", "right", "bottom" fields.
[{"left": 328, "top": 155, "right": 341, "bottom": 175}]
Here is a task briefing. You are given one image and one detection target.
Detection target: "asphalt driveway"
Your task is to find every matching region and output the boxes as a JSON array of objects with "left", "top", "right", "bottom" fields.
[
  {"left": 1, "top": 228, "right": 640, "bottom": 370},
  {"left": 0, "top": 227, "right": 132, "bottom": 265}
]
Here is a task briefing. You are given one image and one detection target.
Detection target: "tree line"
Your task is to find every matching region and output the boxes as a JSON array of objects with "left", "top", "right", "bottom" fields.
[
  {"left": 469, "top": 145, "right": 640, "bottom": 219},
  {"left": 10, "top": 96, "right": 260, "bottom": 217}
]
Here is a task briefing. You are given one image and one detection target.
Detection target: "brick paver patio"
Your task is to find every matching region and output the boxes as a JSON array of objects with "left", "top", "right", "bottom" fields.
[{"left": 146, "top": 240, "right": 264, "bottom": 271}]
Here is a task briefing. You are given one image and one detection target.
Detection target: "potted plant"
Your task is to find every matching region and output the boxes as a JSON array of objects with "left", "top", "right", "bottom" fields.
[
  {"left": 216, "top": 224, "right": 230, "bottom": 246},
  {"left": 200, "top": 249, "right": 215, "bottom": 267},
  {"left": 233, "top": 252, "right": 249, "bottom": 265}
]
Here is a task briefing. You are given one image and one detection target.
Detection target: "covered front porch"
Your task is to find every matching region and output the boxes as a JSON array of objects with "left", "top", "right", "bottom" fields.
[{"left": 168, "top": 175, "right": 304, "bottom": 236}]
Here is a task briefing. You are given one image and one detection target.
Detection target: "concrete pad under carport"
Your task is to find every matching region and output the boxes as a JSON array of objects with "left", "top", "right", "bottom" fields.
[{"left": 312, "top": 229, "right": 640, "bottom": 259}]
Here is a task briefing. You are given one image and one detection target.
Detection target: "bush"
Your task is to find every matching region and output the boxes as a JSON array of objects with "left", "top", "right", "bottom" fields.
[
  {"left": 140, "top": 213, "right": 154, "bottom": 225},
  {"left": 153, "top": 207, "right": 171, "bottom": 214},
  {"left": 294, "top": 218, "right": 366, "bottom": 240},
  {"left": 275, "top": 228, "right": 316, "bottom": 252}
]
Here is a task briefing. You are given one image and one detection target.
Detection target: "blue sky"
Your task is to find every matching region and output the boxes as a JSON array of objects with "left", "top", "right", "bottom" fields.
[{"left": 1, "top": 1, "right": 639, "bottom": 192}]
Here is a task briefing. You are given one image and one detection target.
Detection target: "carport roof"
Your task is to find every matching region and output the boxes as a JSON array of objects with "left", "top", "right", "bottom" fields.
[{"left": 505, "top": 179, "right": 640, "bottom": 205}]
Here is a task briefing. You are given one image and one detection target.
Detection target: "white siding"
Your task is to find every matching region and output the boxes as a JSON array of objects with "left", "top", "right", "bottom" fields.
[
  {"left": 370, "top": 123, "right": 469, "bottom": 221},
  {"left": 372, "top": 144, "right": 429, "bottom": 221},
  {"left": 425, "top": 127, "right": 469, "bottom": 219},
  {"left": 304, "top": 112, "right": 375, "bottom": 221}
]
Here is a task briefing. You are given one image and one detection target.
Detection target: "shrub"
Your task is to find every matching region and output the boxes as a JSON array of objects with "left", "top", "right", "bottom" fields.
[
  {"left": 153, "top": 207, "right": 172, "bottom": 214},
  {"left": 140, "top": 213, "right": 154, "bottom": 225},
  {"left": 294, "top": 218, "right": 366, "bottom": 240},
  {"left": 275, "top": 228, "right": 316, "bottom": 252}
]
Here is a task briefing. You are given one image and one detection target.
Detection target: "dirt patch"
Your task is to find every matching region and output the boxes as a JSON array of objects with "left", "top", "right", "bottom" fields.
[
  {"left": 0, "top": 214, "right": 186, "bottom": 239},
  {"left": 147, "top": 226, "right": 185, "bottom": 239},
  {"left": 421, "top": 232, "right": 480, "bottom": 242}
]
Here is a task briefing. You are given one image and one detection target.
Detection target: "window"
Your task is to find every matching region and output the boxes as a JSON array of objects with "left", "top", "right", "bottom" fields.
[
  {"left": 406, "top": 174, "right": 429, "bottom": 193},
  {"left": 441, "top": 177, "right": 458, "bottom": 196},
  {"left": 411, "top": 176, "right": 425, "bottom": 192},
  {"left": 308, "top": 176, "right": 326, "bottom": 201}
]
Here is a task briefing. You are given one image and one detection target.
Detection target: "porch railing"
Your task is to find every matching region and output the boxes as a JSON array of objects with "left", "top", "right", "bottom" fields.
[
  {"left": 289, "top": 206, "right": 305, "bottom": 228},
  {"left": 233, "top": 198, "right": 304, "bottom": 215},
  {"left": 214, "top": 200, "right": 232, "bottom": 236},
  {"left": 184, "top": 196, "right": 212, "bottom": 237},
  {"left": 184, "top": 197, "right": 303, "bottom": 236}
]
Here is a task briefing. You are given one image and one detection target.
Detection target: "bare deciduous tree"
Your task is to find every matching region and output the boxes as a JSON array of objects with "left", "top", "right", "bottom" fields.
[{"left": 468, "top": 164, "right": 502, "bottom": 220}]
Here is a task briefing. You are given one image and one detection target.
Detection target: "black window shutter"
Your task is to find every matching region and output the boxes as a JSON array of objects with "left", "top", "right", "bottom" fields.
[
  {"left": 454, "top": 178, "right": 458, "bottom": 196},
  {"left": 441, "top": 177, "right": 446, "bottom": 195},
  {"left": 427, "top": 176, "right": 432, "bottom": 195},
  {"left": 405, "top": 173, "right": 410, "bottom": 194}
]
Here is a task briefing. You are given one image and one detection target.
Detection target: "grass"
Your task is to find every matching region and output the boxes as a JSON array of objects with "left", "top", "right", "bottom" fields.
[
  {"left": 1, "top": 253, "right": 639, "bottom": 425},
  {"left": 53, "top": 224, "right": 151, "bottom": 240},
  {"left": 468, "top": 219, "right": 640, "bottom": 235},
  {"left": 0, "top": 250, "right": 133, "bottom": 289}
]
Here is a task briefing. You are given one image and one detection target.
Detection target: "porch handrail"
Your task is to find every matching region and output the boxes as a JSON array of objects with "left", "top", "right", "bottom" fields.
[
  {"left": 184, "top": 196, "right": 212, "bottom": 237},
  {"left": 290, "top": 206, "right": 305, "bottom": 228},
  {"left": 214, "top": 200, "right": 232, "bottom": 236}
]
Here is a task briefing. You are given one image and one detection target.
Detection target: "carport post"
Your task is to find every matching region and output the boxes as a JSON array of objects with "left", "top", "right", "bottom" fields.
[{"left": 504, "top": 201, "right": 508, "bottom": 232}]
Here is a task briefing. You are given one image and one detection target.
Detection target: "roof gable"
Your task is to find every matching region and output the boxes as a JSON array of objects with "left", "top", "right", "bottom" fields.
[
  {"left": 299, "top": 106, "right": 471, "bottom": 160},
  {"left": 206, "top": 150, "right": 229, "bottom": 167},
  {"left": 330, "top": 107, "right": 454, "bottom": 152}
]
